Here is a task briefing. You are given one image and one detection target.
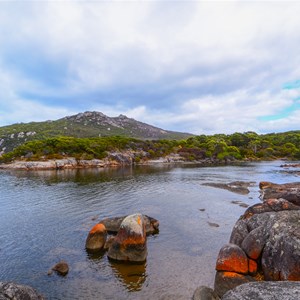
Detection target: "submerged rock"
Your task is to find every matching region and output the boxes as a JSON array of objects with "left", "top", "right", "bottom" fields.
[
  {"left": 85, "top": 223, "right": 107, "bottom": 252},
  {"left": 107, "top": 213, "right": 147, "bottom": 262},
  {"left": 222, "top": 281, "right": 300, "bottom": 300},
  {"left": 0, "top": 282, "right": 44, "bottom": 299},
  {"left": 203, "top": 181, "right": 254, "bottom": 195}
]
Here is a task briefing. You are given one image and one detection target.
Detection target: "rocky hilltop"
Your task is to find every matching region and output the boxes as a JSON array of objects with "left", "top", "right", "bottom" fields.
[{"left": 0, "top": 111, "right": 192, "bottom": 155}]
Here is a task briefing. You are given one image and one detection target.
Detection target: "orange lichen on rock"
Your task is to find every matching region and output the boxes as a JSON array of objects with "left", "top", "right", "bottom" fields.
[
  {"left": 107, "top": 213, "right": 147, "bottom": 262},
  {"left": 248, "top": 259, "right": 258, "bottom": 275},
  {"left": 89, "top": 223, "right": 106, "bottom": 234},
  {"left": 216, "top": 244, "right": 248, "bottom": 274},
  {"left": 221, "top": 271, "right": 246, "bottom": 279},
  {"left": 259, "top": 181, "right": 274, "bottom": 189},
  {"left": 85, "top": 223, "right": 107, "bottom": 252}
]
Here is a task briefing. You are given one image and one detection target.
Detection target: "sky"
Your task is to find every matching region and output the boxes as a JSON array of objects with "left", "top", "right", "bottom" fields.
[{"left": 1, "top": 0, "right": 300, "bottom": 135}]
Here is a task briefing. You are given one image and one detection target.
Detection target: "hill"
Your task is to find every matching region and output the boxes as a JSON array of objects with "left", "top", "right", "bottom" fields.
[{"left": 0, "top": 111, "right": 192, "bottom": 155}]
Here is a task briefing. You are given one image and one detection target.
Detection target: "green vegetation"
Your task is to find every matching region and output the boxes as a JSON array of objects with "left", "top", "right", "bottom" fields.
[{"left": 1, "top": 131, "right": 300, "bottom": 163}]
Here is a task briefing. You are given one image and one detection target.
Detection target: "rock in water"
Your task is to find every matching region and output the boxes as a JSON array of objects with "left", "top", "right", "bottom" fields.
[
  {"left": 0, "top": 282, "right": 44, "bottom": 299},
  {"left": 99, "top": 214, "right": 159, "bottom": 235},
  {"left": 51, "top": 261, "right": 69, "bottom": 276},
  {"left": 85, "top": 223, "right": 107, "bottom": 252},
  {"left": 107, "top": 213, "right": 147, "bottom": 262}
]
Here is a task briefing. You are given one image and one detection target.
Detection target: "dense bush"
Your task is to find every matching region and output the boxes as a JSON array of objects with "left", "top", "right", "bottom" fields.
[{"left": 1, "top": 131, "right": 300, "bottom": 163}]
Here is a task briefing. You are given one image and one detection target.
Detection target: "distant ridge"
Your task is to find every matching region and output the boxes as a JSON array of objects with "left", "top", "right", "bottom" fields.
[{"left": 0, "top": 111, "right": 192, "bottom": 154}]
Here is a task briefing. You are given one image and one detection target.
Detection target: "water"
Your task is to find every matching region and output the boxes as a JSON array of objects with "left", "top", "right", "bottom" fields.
[{"left": 0, "top": 161, "right": 298, "bottom": 299}]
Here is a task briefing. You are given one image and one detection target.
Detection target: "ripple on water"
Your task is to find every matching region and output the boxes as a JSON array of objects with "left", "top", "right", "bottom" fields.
[{"left": 0, "top": 161, "right": 299, "bottom": 299}]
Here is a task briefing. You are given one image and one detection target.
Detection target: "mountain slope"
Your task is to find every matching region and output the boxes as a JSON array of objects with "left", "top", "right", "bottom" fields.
[{"left": 0, "top": 111, "right": 192, "bottom": 154}]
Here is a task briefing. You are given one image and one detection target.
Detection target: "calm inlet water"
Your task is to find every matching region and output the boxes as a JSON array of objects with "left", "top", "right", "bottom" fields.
[{"left": 0, "top": 161, "right": 298, "bottom": 299}]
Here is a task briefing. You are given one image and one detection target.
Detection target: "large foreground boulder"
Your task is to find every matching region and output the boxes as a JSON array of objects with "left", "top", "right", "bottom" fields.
[
  {"left": 107, "top": 213, "right": 147, "bottom": 262},
  {"left": 0, "top": 282, "right": 44, "bottom": 300},
  {"left": 222, "top": 281, "right": 300, "bottom": 300}
]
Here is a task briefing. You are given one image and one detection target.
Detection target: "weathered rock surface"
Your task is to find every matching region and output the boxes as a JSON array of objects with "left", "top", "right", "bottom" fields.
[
  {"left": 259, "top": 181, "right": 300, "bottom": 206},
  {"left": 85, "top": 223, "right": 107, "bottom": 252},
  {"left": 107, "top": 213, "right": 147, "bottom": 262},
  {"left": 216, "top": 244, "right": 248, "bottom": 274},
  {"left": 203, "top": 181, "right": 254, "bottom": 195},
  {"left": 230, "top": 210, "right": 300, "bottom": 281},
  {"left": 213, "top": 181, "right": 300, "bottom": 297},
  {"left": 99, "top": 214, "right": 159, "bottom": 235},
  {"left": 0, "top": 282, "right": 44, "bottom": 299},
  {"left": 192, "top": 286, "right": 220, "bottom": 300},
  {"left": 222, "top": 281, "right": 300, "bottom": 300}
]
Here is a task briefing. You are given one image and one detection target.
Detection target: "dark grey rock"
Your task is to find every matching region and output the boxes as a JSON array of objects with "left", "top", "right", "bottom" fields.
[
  {"left": 229, "top": 219, "right": 249, "bottom": 247},
  {"left": 0, "top": 282, "right": 44, "bottom": 300},
  {"left": 261, "top": 210, "right": 300, "bottom": 280},
  {"left": 241, "top": 226, "right": 269, "bottom": 260},
  {"left": 192, "top": 286, "right": 220, "bottom": 300},
  {"left": 221, "top": 281, "right": 300, "bottom": 300},
  {"left": 202, "top": 181, "right": 254, "bottom": 195}
]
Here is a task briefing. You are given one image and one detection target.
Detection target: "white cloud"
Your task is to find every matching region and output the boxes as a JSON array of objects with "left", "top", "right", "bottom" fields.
[{"left": 1, "top": 1, "right": 300, "bottom": 134}]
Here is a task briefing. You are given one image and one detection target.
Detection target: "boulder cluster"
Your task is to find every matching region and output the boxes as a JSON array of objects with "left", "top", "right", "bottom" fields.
[
  {"left": 194, "top": 181, "right": 300, "bottom": 299},
  {"left": 85, "top": 213, "right": 159, "bottom": 262}
]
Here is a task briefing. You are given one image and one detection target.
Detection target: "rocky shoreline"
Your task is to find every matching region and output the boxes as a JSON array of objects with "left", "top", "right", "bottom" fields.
[
  {"left": 0, "top": 152, "right": 241, "bottom": 171},
  {"left": 193, "top": 181, "right": 300, "bottom": 299}
]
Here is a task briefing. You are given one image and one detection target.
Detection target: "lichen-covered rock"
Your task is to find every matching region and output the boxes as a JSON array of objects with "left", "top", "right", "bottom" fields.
[
  {"left": 222, "top": 281, "right": 300, "bottom": 300},
  {"left": 259, "top": 181, "right": 300, "bottom": 206},
  {"left": 214, "top": 271, "right": 255, "bottom": 298},
  {"left": 192, "top": 286, "right": 220, "bottom": 300},
  {"left": 0, "top": 282, "right": 44, "bottom": 299},
  {"left": 248, "top": 259, "right": 258, "bottom": 275},
  {"left": 216, "top": 244, "right": 248, "bottom": 274},
  {"left": 241, "top": 226, "right": 269, "bottom": 260},
  {"left": 261, "top": 211, "right": 300, "bottom": 280},
  {"left": 229, "top": 219, "right": 249, "bottom": 247},
  {"left": 85, "top": 223, "right": 107, "bottom": 252},
  {"left": 243, "top": 198, "right": 300, "bottom": 219},
  {"left": 99, "top": 214, "right": 159, "bottom": 235},
  {"left": 107, "top": 213, "right": 147, "bottom": 262}
]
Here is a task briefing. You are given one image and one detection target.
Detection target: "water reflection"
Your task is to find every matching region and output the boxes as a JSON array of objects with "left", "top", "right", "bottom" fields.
[
  {"left": 109, "top": 260, "right": 147, "bottom": 292},
  {"left": 2, "top": 165, "right": 175, "bottom": 185}
]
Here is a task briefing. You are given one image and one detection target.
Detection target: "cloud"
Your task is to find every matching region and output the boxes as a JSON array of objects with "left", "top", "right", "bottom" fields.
[{"left": 1, "top": 1, "right": 300, "bottom": 134}]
